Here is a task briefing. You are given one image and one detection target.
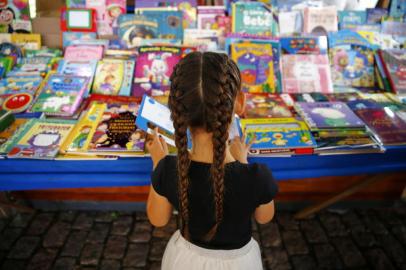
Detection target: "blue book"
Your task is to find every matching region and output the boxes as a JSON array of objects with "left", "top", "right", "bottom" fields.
[
  {"left": 338, "top": 10, "right": 367, "bottom": 29},
  {"left": 117, "top": 14, "right": 159, "bottom": 49}
]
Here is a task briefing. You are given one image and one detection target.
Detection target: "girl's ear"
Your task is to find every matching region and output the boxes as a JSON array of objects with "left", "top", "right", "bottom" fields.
[{"left": 234, "top": 91, "right": 246, "bottom": 117}]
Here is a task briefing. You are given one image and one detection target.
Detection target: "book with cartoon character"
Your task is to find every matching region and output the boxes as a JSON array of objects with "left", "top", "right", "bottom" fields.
[
  {"left": 303, "top": 6, "right": 338, "bottom": 35},
  {"left": 30, "top": 74, "right": 89, "bottom": 117},
  {"left": 244, "top": 93, "right": 292, "bottom": 118},
  {"left": 0, "top": 76, "right": 43, "bottom": 96},
  {"left": 294, "top": 102, "right": 366, "bottom": 130},
  {"left": 7, "top": 119, "right": 76, "bottom": 160},
  {"left": 117, "top": 14, "right": 159, "bottom": 49},
  {"left": 328, "top": 30, "right": 378, "bottom": 88},
  {"left": 0, "top": 1, "right": 30, "bottom": 33},
  {"left": 0, "top": 118, "right": 31, "bottom": 156},
  {"left": 57, "top": 60, "right": 98, "bottom": 96},
  {"left": 92, "top": 59, "right": 135, "bottom": 96},
  {"left": 378, "top": 49, "right": 406, "bottom": 95},
  {"left": 132, "top": 45, "right": 184, "bottom": 97},
  {"left": 240, "top": 118, "right": 317, "bottom": 155}
]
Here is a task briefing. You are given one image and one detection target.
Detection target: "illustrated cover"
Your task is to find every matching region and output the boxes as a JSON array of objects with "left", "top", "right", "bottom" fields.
[
  {"left": 381, "top": 21, "right": 406, "bottom": 36},
  {"left": 7, "top": 56, "right": 52, "bottom": 77},
  {"left": 7, "top": 119, "right": 76, "bottom": 159},
  {"left": 57, "top": 60, "right": 97, "bottom": 96},
  {"left": 0, "top": 56, "right": 14, "bottom": 77},
  {"left": 30, "top": 74, "right": 89, "bottom": 117},
  {"left": 244, "top": 93, "right": 292, "bottom": 118},
  {"left": 295, "top": 102, "right": 366, "bottom": 129},
  {"left": 88, "top": 101, "right": 146, "bottom": 153},
  {"left": 106, "top": 0, "right": 127, "bottom": 35},
  {"left": 24, "top": 48, "right": 62, "bottom": 58},
  {"left": 0, "top": 93, "right": 34, "bottom": 113},
  {"left": 0, "top": 118, "right": 33, "bottom": 156},
  {"left": 346, "top": 99, "right": 382, "bottom": 111},
  {"left": 64, "top": 45, "right": 104, "bottom": 61},
  {"left": 379, "top": 49, "right": 406, "bottom": 95},
  {"left": 117, "top": 14, "right": 159, "bottom": 49},
  {"left": 62, "top": 32, "right": 97, "bottom": 48},
  {"left": 240, "top": 118, "right": 317, "bottom": 155},
  {"left": 303, "top": 6, "right": 338, "bottom": 35},
  {"left": 288, "top": 93, "right": 330, "bottom": 103},
  {"left": 231, "top": 42, "right": 276, "bottom": 93},
  {"left": 11, "top": 34, "right": 41, "bottom": 50},
  {"left": 197, "top": 5, "right": 226, "bottom": 29},
  {"left": 232, "top": 2, "right": 275, "bottom": 38},
  {"left": 132, "top": 45, "right": 184, "bottom": 97},
  {"left": 0, "top": 76, "right": 43, "bottom": 96},
  {"left": 355, "top": 108, "right": 406, "bottom": 145},
  {"left": 86, "top": 94, "right": 142, "bottom": 110},
  {"left": 328, "top": 30, "right": 378, "bottom": 88},
  {"left": 326, "top": 92, "right": 363, "bottom": 103},
  {"left": 183, "top": 29, "right": 220, "bottom": 52},
  {"left": 281, "top": 54, "right": 334, "bottom": 93},
  {"left": 67, "top": 0, "right": 86, "bottom": 8},
  {"left": 366, "top": 8, "right": 388, "bottom": 24},
  {"left": 0, "top": 1, "right": 30, "bottom": 33},
  {"left": 92, "top": 59, "right": 135, "bottom": 96},
  {"left": 338, "top": 10, "right": 367, "bottom": 29},
  {"left": 280, "top": 36, "right": 328, "bottom": 55}
]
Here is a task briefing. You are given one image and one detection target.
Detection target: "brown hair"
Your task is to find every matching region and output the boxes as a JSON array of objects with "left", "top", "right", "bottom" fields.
[{"left": 168, "top": 52, "right": 241, "bottom": 241}]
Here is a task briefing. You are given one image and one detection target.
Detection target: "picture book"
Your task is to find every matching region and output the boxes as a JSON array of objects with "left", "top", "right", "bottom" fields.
[
  {"left": 389, "top": 0, "right": 406, "bottom": 18},
  {"left": 0, "top": 0, "right": 30, "bottom": 33},
  {"left": 240, "top": 118, "right": 317, "bottom": 155},
  {"left": 0, "top": 93, "right": 34, "bottom": 113},
  {"left": 379, "top": 49, "right": 406, "bottom": 95},
  {"left": 85, "top": 94, "right": 142, "bottom": 110},
  {"left": 355, "top": 108, "right": 406, "bottom": 145},
  {"left": 0, "top": 118, "right": 33, "bottom": 156},
  {"left": 303, "top": 6, "right": 338, "bottom": 35},
  {"left": 326, "top": 92, "right": 363, "bottom": 103},
  {"left": 67, "top": 0, "right": 86, "bottom": 8},
  {"left": 117, "top": 14, "right": 159, "bottom": 49},
  {"left": 231, "top": 42, "right": 276, "bottom": 93},
  {"left": 133, "top": 45, "right": 184, "bottom": 97},
  {"left": 64, "top": 45, "right": 104, "bottom": 61},
  {"left": 288, "top": 93, "right": 330, "bottom": 103},
  {"left": 231, "top": 2, "right": 274, "bottom": 38},
  {"left": 106, "top": 0, "right": 127, "bottom": 35},
  {"left": 0, "top": 56, "right": 14, "bottom": 77},
  {"left": 62, "top": 32, "right": 97, "bottom": 48},
  {"left": 183, "top": 29, "right": 220, "bottom": 52},
  {"left": 295, "top": 102, "right": 366, "bottom": 130},
  {"left": 0, "top": 109, "right": 14, "bottom": 132},
  {"left": 338, "top": 10, "right": 367, "bottom": 29},
  {"left": 381, "top": 21, "right": 406, "bottom": 36},
  {"left": 57, "top": 60, "right": 97, "bottom": 96},
  {"left": 280, "top": 36, "right": 328, "bottom": 55},
  {"left": 366, "top": 8, "right": 388, "bottom": 23},
  {"left": 244, "top": 93, "right": 292, "bottom": 118},
  {"left": 0, "top": 76, "right": 43, "bottom": 96},
  {"left": 197, "top": 6, "right": 226, "bottom": 29},
  {"left": 24, "top": 49, "right": 62, "bottom": 58},
  {"left": 328, "top": 30, "right": 378, "bottom": 88},
  {"left": 278, "top": 10, "right": 303, "bottom": 36},
  {"left": 281, "top": 54, "right": 334, "bottom": 93},
  {"left": 7, "top": 57, "right": 52, "bottom": 77},
  {"left": 30, "top": 74, "right": 89, "bottom": 117},
  {"left": 11, "top": 34, "right": 41, "bottom": 50},
  {"left": 7, "top": 119, "right": 76, "bottom": 160},
  {"left": 346, "top": 99, "right": 382, "bottom": 111},
  {"left": 92, "top": 59, "right": 135, "bottom": 96}
]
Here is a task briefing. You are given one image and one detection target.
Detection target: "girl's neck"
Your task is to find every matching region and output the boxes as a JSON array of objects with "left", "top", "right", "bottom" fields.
[{"left": 189, "top": 129, "right": 235, "bottom": 164}]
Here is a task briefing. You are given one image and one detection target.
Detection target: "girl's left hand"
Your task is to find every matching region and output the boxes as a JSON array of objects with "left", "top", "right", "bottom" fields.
[{"left": 146, "top": 127, "right": 168, "bottom": 169}]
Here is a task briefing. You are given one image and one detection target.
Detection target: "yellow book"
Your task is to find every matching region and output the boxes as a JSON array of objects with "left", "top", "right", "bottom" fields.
[{"left": 11, "top": 34, "right": 42, "bottom": 50}]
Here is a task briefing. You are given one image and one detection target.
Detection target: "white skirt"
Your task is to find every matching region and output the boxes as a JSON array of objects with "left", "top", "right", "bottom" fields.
[{"left": 161, "top": 230, "right": 264, "bottom": 270}]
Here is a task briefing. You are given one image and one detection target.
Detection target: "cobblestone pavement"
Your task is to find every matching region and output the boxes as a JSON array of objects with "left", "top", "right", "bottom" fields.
[{"left": 1, "top": 203, "right": 406, "bottom": 270}]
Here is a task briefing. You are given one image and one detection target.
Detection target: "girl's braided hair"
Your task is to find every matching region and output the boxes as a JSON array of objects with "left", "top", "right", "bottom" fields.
[{"left": 168, "top": 51, "right": 241, "bottom": 241}]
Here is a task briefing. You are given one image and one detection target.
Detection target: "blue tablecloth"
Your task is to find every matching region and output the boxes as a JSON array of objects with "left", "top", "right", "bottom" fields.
[{"left": 1, "top": 146, "right": 406, "bottom": 191}]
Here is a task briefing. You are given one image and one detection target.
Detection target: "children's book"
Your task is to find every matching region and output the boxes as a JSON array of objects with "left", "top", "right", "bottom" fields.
[
  {"left": 62, "top": 32, "right": 98, "bottom": 48},
  {"left": 0, "top": 118, "right": 33, "bottom": 156},
  {"left": 92, "top": 59, "right": 135, "bottom": 96},
  {"left": 366, "top": 8, "right": 388, "bottom": 24},
  {"left": 231, "top": 42, "right": 276, "bottom": 93},
  {"left": 295, "top": 101, "right": 366, "bottom": 130},
  {"left": 328, "top": 30, "right": 378, "bottom": 88},
  {"left": 0, "top": 56, "right": 14, "bottom": 77},
  {"left": 133, "top": 45, "right": 186, "bottom": 97},
  {"left": 197, "top": 6, "right": 226, "bottom": 29},
  {"left": 7, "top": 119, "right": 76, "bottom": 159},
  {"left": 64, "top": 45, "right": 104, "bottom": 61},
  {"left": 7, "top": 57, "right": 52, "bottom": 77},
  {"left": 0, "top": 76, "right": 43, "bottom": 96},
  {"left": 278, "top": 10, "right": 303, "bottom": 36},
  {"left": 67, "top": 0, "right": 86, "bottom": 8},
  {"left": 379, "top": 49, "right": 406, "bottom": 95},
  {"left": 389, "top": 0, "right": 406, "bottom": 18},
  {"left": 240, "top": 118, "right": 317, "bottom": 155},
  {"left": 30, "top": 74, "right": 89, "bottom": 117},
  {"left": 338, "top": 10, "right": 367, "bottom": 29},
  {"left": 0, "top": 1, "right": 30, "bottom": 33},
  {"left": 57, "top": 60, "right": 97, "bottom": 96},
  {"left": 303, "top": 6, "right": 338, "bottom": 35},
  {"left": 280, "top": 36, "right": 328, "bottom": 55},
  {"left": 11, "top": 34, "right": 41, "bottom": 50},
  {"left": 0, "top": 93, "right": 34, "bottom": 113},
  {"left": 183, "top": 29, "right": 220, "bottom": 52},
  {"left": 24, "top": 49, "right": 63, "bottom": 58},
  {"left": 117, "top": 14, "right": 159, "bottom": 49},
  {"left": 326, "top": 92, "right": 363, "bottom": 103},
  {"left": 244, "top": 93, "right": 292, "bottom": 118},
  {"left": 381, "top": 21, "right": 406, "bottom": 36},
  {"left": 288, "top": 93, "right": 330, "bottom": 103},
  {"left": 106, "top": 0, "right": 127, "bottom": 35}
]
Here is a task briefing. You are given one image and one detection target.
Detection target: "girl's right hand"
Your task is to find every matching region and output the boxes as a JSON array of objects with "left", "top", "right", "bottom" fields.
[
  {"left": 146, "top": 127, "right": 168, "bottom": 169},
  {"left": 229, "top": 133, "right": 252, "bottom": 164}
]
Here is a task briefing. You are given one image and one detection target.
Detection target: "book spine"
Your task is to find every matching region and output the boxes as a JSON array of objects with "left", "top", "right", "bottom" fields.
[{"left": 378, "top": 50, "right": 397, "bottom": 93}]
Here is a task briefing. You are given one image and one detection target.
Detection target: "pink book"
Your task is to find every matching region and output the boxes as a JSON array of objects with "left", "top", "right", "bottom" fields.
[
  {"left": 64, "top": 45, "right": 104, "bottom": 61},
  {"left": 303, "top": 6, "right": 338, "bottom": 35},
  {"left": 281, "top": 54, "right": 333, "bottom": 93}
]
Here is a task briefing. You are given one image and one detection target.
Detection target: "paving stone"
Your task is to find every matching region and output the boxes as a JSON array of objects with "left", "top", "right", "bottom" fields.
[
  {"left": 263, "top": 247, "right": 292, "bottom": 270},
  {"left": 95, "top": 211, "right": 117, "bottom": 223},
  {"left": 43, "top": 221, "right": 71, "bottom": 248},
  {"left": 26, "top": 212, "right": 55, "bottom": 236},
  {"left": 75, "top": 266, "right": 97, "bottom": 270},
  {"left": 111, "top": 215, "right": 133, "bottom": 236},
  {"left": 0, "top": 219, "right": 6, "bottom": 232},
  {"left": 73, "top": 213, "right": 94, "bottom": 230},
  {"left": 392, "top": 225, "right": 406, "bottom": 246},
  {"left": 149, "top": 240, "right": 167, "bottom": 262},
  {"left": 129, "top": 221, "right": 152, "bottom": 243},
  {"left": 340, "top": 210, "right": 366, "bottom": 234},
  {"left": 103, "top": 235, "right": 127, "bottom": 260},
  {"left": 291, "top": 255, "right": 317, "bottom": 270},
  {"left": 377, "top": 234, "right": 406, "bottom": 266},
  {"left": 7, "top": 236, "right": 40, "bottom": 259},
  {"left": 100, "top": 259, "right": 121, "bottom": 270},
  {"left": 357, "top": 209, "right": 389, "bottom": 235},
  {"left": 300, "top": 219, "right": 328, "bottom": 244},
  {"left": 365, "top": 248, "right": 396, "bottom": 270},
  {"left": 52, "top": 257, "right": 76, "bottom": 270},
  {"left": 27, "top": 248, "right": 58, "bottom": 270},
  {"left": 152, "top": 217, "right": 177, "bottom": 239},
  {"left": 61, "top": 230, "right": 88, "bottom": 257},
  {"left": 281, "top": 230, "right": 309, "bottom": 255},
  {"left": 58, "top": 211, "right": 77, "bottom": 223},
  {"left": 9, "top": 212, "right": 34, "bottom": 228},
  {"left": 258, "top": 221, "right": 282, "bottom": 248},
  {"left": 80, "top": 243, "right": 103, "bottom": 266},
  {"left": 318, "top": 212, "right": 348, "bottom": 237},
  {"left": 0, "top": 227, "right": 22, "bottom": 250},
  {"left": 313, "top": 244, "right": 343, "bottom": 269},
  {"left": 0, "top": 259, "right": 26, "bottom": 270},
  {"left": 123, "top": 243, "right": 149, "bottom": 268},
  {"left": 331, "top": 237, "right": 366, "bottom": 268},
  {"left": 276, "top": 212, "right": 299, "bottom": 231},
  {"left": 86, "top": 223, "right": 109, "bottom": 244}
]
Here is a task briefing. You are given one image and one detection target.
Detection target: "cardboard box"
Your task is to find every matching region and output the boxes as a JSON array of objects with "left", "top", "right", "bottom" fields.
[
  {"left": 32, "top": 17, "right": 61, "bottom": 49},
  {"left": 36, "top": 0, "right": 64, "bottom": 17}
]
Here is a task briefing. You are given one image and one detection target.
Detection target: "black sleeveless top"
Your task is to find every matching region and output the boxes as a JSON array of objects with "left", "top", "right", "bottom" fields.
[{"left": 151, "top": 155, "right": 278, "bottom": 250}]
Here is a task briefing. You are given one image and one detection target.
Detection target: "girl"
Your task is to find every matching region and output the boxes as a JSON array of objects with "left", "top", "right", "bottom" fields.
[{"left": 146, "top": 52, "right": 278, "bottom": 270}]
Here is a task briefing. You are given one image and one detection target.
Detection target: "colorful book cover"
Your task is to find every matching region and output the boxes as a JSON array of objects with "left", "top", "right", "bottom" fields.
[
  {"left": 295, "top": 102, "right": 366, "bottom": 130},
  {"left": 346, "top": 99, "right": 382, "bottom": 111},
  {"left": 92, "top": 59, "right": 135, "bottom": 96},
  {"left": 64, "top": 45, "right": 104, "bottom": 61},
  {"left": 0, "top": 118, "right": 33, "bottom": 155},
  {"left": 8, "top": 57, "right": 52, "bottom": 77},
  {"left": 7, "top": 119, "right": 76, "bottom": 159},
  {"left": 30, "top": 74, "right": 89, "bottom": 117},
  {"left": 232, "top": 2, "right": 274, "bottom": 38},
  {"left": 57, "top": 60, "right": 97, "bottom": 96},
  {"left": 117, "top": 14, "right": 159, "bottom": 49},
  {"left": 0, "top": 56, "right": 13, "bottom": 77},
  {"left": 106, "top": 0, "right": 127, "bottom": 35},
  {"left": 381, "top": 21, "right": 406, "bottom": 36},
  {"left": 67, "top": 0, "right": 86, "bottom": 8},
  {"left": 389, "top": 0, "right": 406, "bottom": 18},
  {"left": 366, "top": 8, "right": 388, "bottom": 24},
  {"left": 25, "top": 49, "right": 62, "bottom": 58},
  {"left": 326, "top": 92, "right": 363, "bottom": 103},
  {"left": 231, "top": 42, "right": 276, "bottom": 93},
  {"left": 10, "top": 34, "right": 41, "bottom": 50},
  {"left": 244, "top": 93, "right": 292, "bottom": 118},
  {"left": 240, "top": 118, "right": 317, "bottom": 154},
  {"left": 0, "top": 93, "right": 34, "bottom": 113},
  {"left": 0, "top": 1, "right": 30, "bottom": 33},
  {"left": 0, "top": 76, "right": 43, "bottom": 95},
  {"left": 379, "top": 49, "right": 406, "bottom": 95},
  {"left": 281, "top": 54, "right": 333, "bottom": 93},
  {"left": 328, "top": 30, "right": 378, "bottom": 88},
  {"left": 303, "top": 6, "right": 338, "bottom": 35},
  {"left": 197, "top": 5, "right": 226, "bottom": 29},
  {"left": 183, "top": 29, "right": 220, "bottom": 52},
  {"left": 62, "top": 32, "right": 97, "bottom": 48},
  {"left": 338, "top": 10, "right": 367, "bottom": 29},
  {"left": 132, "top": 45, "right": 184, "bottom": 97},
  {"left": 280, "top": 36, "right": 328, "bottom": 55},
  {"left": 355, "top": 108, "right": 406, "bottom": 145}
]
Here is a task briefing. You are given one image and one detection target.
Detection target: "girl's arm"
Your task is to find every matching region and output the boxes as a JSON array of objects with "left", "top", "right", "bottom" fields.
[{"left": 254, "top": 200, "right": 275, "bottom": 224}]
